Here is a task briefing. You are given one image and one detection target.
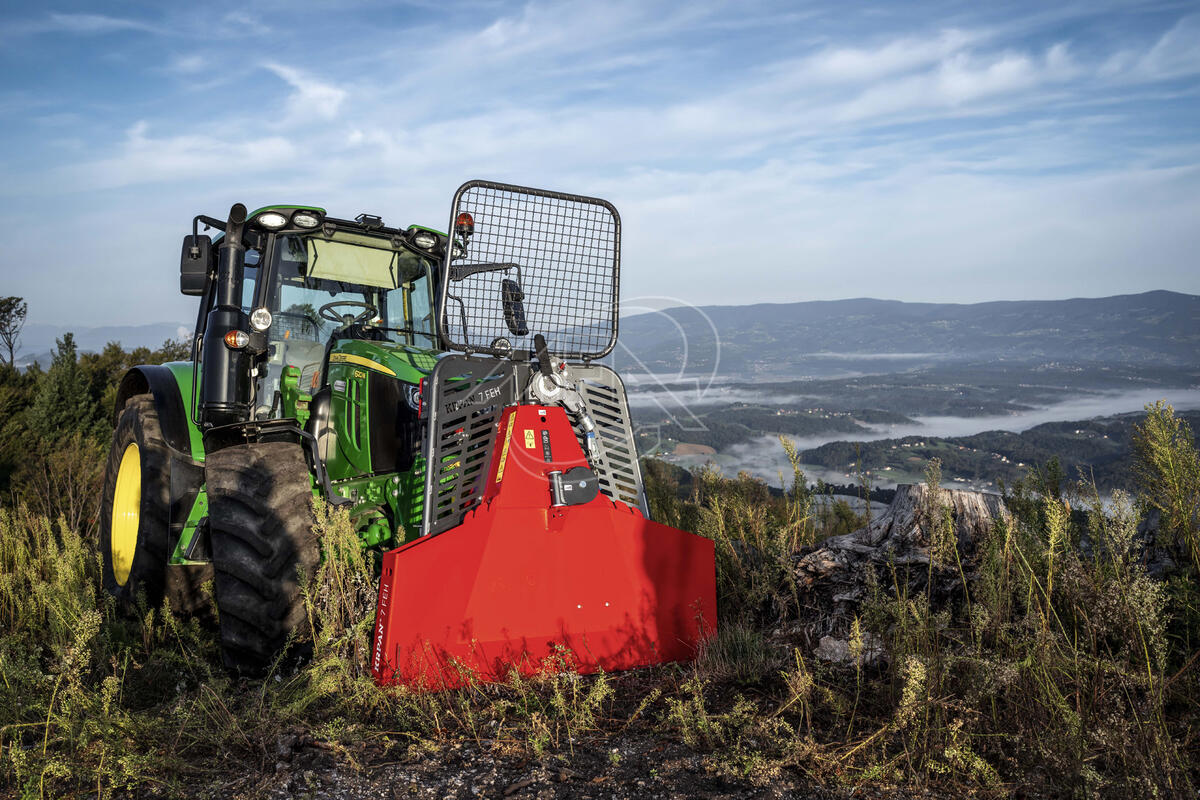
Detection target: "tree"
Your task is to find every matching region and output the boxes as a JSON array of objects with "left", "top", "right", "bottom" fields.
[
  {"left": 0, "top": 296, "right": 27, "bottom": 367},
  {"left": 30, "top": 333, "right": 95, "bottom": 443}
]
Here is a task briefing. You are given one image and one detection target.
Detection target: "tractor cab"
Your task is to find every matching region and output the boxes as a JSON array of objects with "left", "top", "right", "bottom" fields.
[
  {"left": 251, "top": 226, "right": 438, "bottom": 405},
  {"left": 180, "top": 206, "right": 451, "bottom": 484},
  {"left": 237, "top": 212, "right": 442, "bottom": 409}
]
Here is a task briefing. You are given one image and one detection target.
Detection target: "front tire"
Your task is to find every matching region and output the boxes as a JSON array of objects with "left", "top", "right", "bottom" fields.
[
  {"left": 205, "top": 442, "right": 319, "bottom": 674},
  {"left": 100, "top": 395, "right": 171, "bottom": 607}
]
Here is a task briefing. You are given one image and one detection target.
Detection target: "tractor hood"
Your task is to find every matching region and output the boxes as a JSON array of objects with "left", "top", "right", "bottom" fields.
[{"left": 327, "top": 338, "right": 442, "bottom": 385}]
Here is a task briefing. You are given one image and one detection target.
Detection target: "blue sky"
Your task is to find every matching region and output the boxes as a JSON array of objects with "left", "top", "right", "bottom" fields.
[{"left": 1, "top": 0, "right": 1198, "bottom": 327}]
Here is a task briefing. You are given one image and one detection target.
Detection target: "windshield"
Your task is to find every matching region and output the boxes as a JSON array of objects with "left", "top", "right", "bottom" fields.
[{"left": 265, "top": 232, "right": 436, "bottom": 350}]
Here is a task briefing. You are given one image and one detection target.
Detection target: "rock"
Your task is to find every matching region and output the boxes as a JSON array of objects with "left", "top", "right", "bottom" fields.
[
  {"left": 275, "top": 733, "right": 298, "bottom": 758},
  {"left": 814, "top": 633, "right": 884, "bottom": 665}
]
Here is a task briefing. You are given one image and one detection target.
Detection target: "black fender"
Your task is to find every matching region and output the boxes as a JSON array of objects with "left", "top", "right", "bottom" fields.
[{"left": 114, "top": 365, "right": 196, "bottom": 460}]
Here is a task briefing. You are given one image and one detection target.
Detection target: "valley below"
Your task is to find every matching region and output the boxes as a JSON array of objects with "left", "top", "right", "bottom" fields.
[{"left": 626, "top": 358, "right": 1199, "bottom": 493}]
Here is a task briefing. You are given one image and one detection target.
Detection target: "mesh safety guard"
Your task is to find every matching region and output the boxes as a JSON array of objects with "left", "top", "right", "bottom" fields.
[{"left": 439, "top": 181, "right": 620, "bottom": 360}]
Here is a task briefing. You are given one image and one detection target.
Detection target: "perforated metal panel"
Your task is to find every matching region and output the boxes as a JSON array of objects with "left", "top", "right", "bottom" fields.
[
  {"left": 571, "top": 365, "right": 647, "bottom": 514},
  {"left": 439, "top": 181, "right": 620, "bottom": 360},
  {"left": 420, "top": 355, "right": 520, "bottom": 536},
  {"left": 419, "top": 358, "right": 649, "bottom": 535}
]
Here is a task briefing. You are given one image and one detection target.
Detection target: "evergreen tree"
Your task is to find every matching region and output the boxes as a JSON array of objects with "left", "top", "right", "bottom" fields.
[{"left": 29, "top": 333, "right": 95, "bottom": 443}]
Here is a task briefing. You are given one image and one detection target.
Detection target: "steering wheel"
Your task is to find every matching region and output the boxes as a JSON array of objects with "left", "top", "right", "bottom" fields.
[{"left": 319, "top": 301, "right": 378, "bottom": 327}]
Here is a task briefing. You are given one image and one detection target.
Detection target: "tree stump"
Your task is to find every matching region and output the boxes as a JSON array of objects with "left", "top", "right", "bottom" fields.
[{"left": 792, "top": 484, "right": 1009, "bottom": 659}]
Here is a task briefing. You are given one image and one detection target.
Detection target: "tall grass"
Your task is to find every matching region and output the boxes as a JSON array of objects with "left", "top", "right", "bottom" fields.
[
  {"left": 2, "top": 406, "right": 1198, "bottom": 797},
  {"left": 654, "top": 411, "right": 1200, "bottom": 797}
]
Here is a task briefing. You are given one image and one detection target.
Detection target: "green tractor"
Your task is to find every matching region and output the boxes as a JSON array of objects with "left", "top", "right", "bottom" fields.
[
  {"left": 101, "top": 182, "right": 716, "bottom": 681},
  {"left": 102, "top": 200, "right": 448, "bottom": 670}
]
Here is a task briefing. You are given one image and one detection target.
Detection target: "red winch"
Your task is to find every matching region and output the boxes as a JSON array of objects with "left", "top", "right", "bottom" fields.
[{"left": 372, "top": 404, "right": 717, "bottom": 688}]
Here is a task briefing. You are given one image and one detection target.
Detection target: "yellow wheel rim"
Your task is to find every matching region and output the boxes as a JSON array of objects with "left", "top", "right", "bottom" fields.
[{"left": 111, "top": 442, "right": 141, "bottom": 586}]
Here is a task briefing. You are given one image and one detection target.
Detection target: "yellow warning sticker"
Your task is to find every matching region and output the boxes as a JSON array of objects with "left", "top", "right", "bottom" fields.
[
  {"left": 524, "top": 429, "right": 536, "bottom": 448},
  {"left": 496, "top": 414, "right": 516, "bottom": 482}
]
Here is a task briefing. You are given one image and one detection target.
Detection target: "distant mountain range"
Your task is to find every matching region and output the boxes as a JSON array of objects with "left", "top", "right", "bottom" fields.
[
  {"left": 16, "top": 322, "right": 189, "bottom": 367},
  {"left": 614, "top": 290, "right": 1200, "bottom": 377},
  {"left": 15, "top": 291, "right": 1199, "bottom": 375}
]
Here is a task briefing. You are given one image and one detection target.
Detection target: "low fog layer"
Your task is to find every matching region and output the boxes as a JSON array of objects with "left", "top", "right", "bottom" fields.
[{"left": 680, "top": 388, "right": 1200, "bottom": 486}]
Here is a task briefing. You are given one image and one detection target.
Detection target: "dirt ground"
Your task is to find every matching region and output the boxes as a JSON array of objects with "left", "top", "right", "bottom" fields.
[{"left": 190, "top": 727, "right": 948, "bottom": 800}]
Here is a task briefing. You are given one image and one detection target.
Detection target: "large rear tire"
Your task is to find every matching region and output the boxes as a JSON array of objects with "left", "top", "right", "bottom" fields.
[{"left": 205, "top": 442, "right": 319, "bottom": 674}]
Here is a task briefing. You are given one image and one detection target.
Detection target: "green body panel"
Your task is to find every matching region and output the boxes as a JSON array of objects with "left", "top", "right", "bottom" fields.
[
  {"left": 279, "top": 365, "right": 311, "bottom": 427},
  {"left": 150, "top": 339, "right": 440, "bottom": 557},
  {"left": 329, "top": 338, "right": 439, "bottom": 383},
  {"left": 399, "top": 456, "right": 426, "bottom": 539},
  {"left": 323, "top": 339, "right": 438, "bottom": 482},
  {"left": 170, "top": 488, "right": 208, "bottom": 565},
  {"left": 165, "top": 361, "right": 205, "bottom": 461}
]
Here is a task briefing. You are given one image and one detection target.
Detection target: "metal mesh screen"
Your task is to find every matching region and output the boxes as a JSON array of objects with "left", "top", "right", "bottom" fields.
[{"left": 439, "top": 181, "right": 620, "bottom": 360}]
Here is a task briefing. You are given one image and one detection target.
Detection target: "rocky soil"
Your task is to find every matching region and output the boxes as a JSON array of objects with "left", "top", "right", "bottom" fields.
[{"left": 214, "top": 731, "right": 948, "bottom": 800}]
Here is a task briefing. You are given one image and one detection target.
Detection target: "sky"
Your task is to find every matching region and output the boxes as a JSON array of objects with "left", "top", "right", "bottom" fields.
[{"left": 1, "top": 0, "right": 1198, "bottom": 327}]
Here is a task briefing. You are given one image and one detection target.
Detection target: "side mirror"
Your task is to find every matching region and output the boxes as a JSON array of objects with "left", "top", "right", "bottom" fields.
[
  {"left": 180, "top": 234, "right": 212, "bottom": 296},
  {"left": 501, "top": 278, "right": 529, "bottom": 337}
]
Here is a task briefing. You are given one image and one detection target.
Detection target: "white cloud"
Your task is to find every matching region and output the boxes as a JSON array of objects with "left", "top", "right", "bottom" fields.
[
  {"left": 167, "top": 55, "right": 207, "bottom": 75},
  {"left": 222, "top": 11, "right": 271, "bottom": 36},
  {"left": 56, "top": 120, "right": 297, "bottom": 191},
  {"left": 262, "top": 62, "right": 347, "bottom": 121},
  {"left": 43, "top": 13, "right": 159, "bottom": 35},
  {"left": 828, "top": 43, "right": 1074, "bottom": 122},
  {"left": 1135, "top": 14, "right": 1200, "bottom": 79},
  {"left": 783, "top": 28, "right": 977, "bottom": 85}
]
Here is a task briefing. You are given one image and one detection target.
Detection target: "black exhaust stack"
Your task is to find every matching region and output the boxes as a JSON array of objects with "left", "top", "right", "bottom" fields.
[{"left": 199, "top": 203, "right": 251, "bottom": 428}]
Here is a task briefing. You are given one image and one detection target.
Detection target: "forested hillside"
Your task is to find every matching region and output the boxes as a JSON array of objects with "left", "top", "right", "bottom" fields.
[{"left": 801, "top": 411, "right": 1200, "bottom": 490}]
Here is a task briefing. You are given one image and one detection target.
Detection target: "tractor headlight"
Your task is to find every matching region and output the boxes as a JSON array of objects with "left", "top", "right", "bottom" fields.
[
  {"left": 249, "top": 307, "right": 273, "bottom": 332},
  {"left": 256, "top": 211, "right": 288, "bottom": 230},
  {"left": 292, "top": 211, "right": 321, "bottom": 228},
  {"left": 411, "top": 230, "right": 437, "bottom": 250},
  {"left": 223, "top": 330, "right": 250, "bottom": 349}
]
